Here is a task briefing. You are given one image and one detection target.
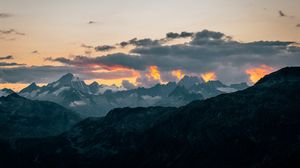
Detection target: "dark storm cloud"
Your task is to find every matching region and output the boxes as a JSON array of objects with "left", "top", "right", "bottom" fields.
[
  {"left": 112, "top": 31, "right": 192, "bottom": 48},
  {"left": 48, "top": 30, "right": 300, "bottom": 84},
  {"left": 0, "top": 66, "right": 76, "bottom": 83},
  {"left": 166, "top": 31, "right": 194, "bottom": 39},
  {"left": 190, "top": 29, "right": 232, "bottom": 45},
  {"left": 0, "top": 62, "right": 25, "bottom": 66},
  {"left": 166, "top": 32, "right": 180, "bottom": 39},
  {"left": 46, "top": 53, "right": 146, "bottom": 70},
  {"left": 95, "top": 45, "right": 116, "bottom": 52},
  {"left": 119, "top": 41, "right": 129, "bottom": 47},
  {"left": 180, "top": 31, "right": 194, "bottom": 38},
  {"left": 119, "top": 38, "right": 161, "bottom": 47},
  {"left": 0, "top": 55, "right": 14, "bottom": 60},
  {"left": 0, "top": 65, "right": 137, "bottom": 83},
  {"left": 0, "top": 13, "right": 12, "bottom": 18},
  {"left": 0, "top": 29, "right": 25, "bottom": 36},
  {"left": 129, "top": 38, "right": 161, "bottom": 47}
]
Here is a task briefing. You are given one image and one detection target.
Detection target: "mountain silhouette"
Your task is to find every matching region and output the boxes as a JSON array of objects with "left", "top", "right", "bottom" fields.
[{"left": 1, "top": 67, "right": 299, "bottom": 167}]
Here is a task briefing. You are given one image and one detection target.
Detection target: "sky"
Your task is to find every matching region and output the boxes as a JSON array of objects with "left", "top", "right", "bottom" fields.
[{"left": 1, "top": 0, "right": 300, "bottom": 91}]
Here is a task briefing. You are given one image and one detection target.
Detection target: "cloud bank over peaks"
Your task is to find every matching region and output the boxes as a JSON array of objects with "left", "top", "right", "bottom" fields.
[{"left": 1, "top": 30, "right": 300, "bottom": 86}]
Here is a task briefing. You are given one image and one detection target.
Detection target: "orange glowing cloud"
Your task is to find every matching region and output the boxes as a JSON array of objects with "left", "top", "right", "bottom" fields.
[
  {"left": 245, "top": 64, "right": 274, "bottom": 83},
  {"left": 171, "top": 69, "right": 184, "bottom": 80},
  {"left": 146, "top": 66, "right": 161, "bottom": 81},
  {"left": 201, "top": 72, "right": 217, "bottom": 82}
]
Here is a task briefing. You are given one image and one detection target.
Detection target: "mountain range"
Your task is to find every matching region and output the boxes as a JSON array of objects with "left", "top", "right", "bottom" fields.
[
  {"left": 0, "top": 67, "right": 299, "bottom": 167},
  {"left": 0, "top": 88, "right": 14, "bottom": 97},
  {"left": 17, "top": 73, "right": 248, "bottom": 117}
]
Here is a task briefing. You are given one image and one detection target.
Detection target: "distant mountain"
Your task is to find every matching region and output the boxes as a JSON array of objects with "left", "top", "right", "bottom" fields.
[
  {"left": 3, "top": 67, "right": 300, "bottom": 167},
  {"left": 19, "top": 82, "right": 40, "bottom": 96},
  {"left": 48, "top": 73, "right": 91, "bottom": 93},
  {"left": 178, "top": 75, "right": 204, "bottom": 89},
  {"left": 0, "top": 93, "right": 80, "bottom": 138},
  {"left": 88, "top": 81, "right": 101, "bottom": 94},
  {"left": 189, "top": 80, "right": 237, "bottom": 98},
  {"left": 0, "top": 88, "right": 14, "bottom": 97},
  {"left": 156, "top": 85, "right": 204, "bottom": 107},
  {"left": 18, "top": 73, "right": 247, "bottom": 117}
]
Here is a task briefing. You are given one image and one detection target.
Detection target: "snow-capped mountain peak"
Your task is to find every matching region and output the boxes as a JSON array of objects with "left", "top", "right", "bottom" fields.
[
  {"left": 178, "top": 75, "right": 205, "bottom": 89},
  {"left": 47, "top": 73, "right": 90, "bottom": 93}
]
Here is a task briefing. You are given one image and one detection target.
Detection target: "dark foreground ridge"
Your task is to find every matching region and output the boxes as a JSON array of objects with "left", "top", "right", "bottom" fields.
[
  {"left": 0, "top": 93, "right": 81, "bottom": 138},
  {"left": 1, "top": 67, "right": 300, "bottom": 168}
]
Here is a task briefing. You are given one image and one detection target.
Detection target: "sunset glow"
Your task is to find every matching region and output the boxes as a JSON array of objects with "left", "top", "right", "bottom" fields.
[
  {"left": 245, "top": 65, "right": 274, "bottom": 83},
  {"left": 171, "top": 70, "right": 184, "bottom": 80},
  {"left": 146, "top": 66, "right": 161, "bottom": 81},
  {"left": 201, "top": 72, "right": 217, "bottom": 82}
]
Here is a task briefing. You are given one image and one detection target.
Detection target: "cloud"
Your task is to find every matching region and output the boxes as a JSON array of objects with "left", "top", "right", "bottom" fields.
[
  {"left": 279, "top": 10, "right": 286, "bottom": 17},
  {"left": 46, "top": 54, "right": 146, "bottom": 70},
  {"left": 122, "top": 80, "right": 137, "bottom": 90},
  {"left": 0, "top": 55, "right": 14, "bottom": 60},
  {"left": 278, "top": 10, "right": 295, "bottom": 19},
  {"left": 245, "top": 64, "right": 274, "bottom": 83},
  {"left": 47, "top": 30, "right": 300, "bottom": 84},
  {"left": 0, "top": 66, "right": 74, "bottom": 83},
  {"left": 0, "top": 62, "right": 25, "bottom": 67},
  {"left": 166, "top": 31, "right": 194, "bottom": 39},
  {"left": 32, "top": 50, "right": 39, "bottom": 54},
  {"left": 97, "top": 31, "right": 191, "bottom": 49},
  {"left": 88, "top": 21, "right": 97, "bottom": 24},
  {"left": 0, "top": 29, "right": 25, "bottom": 36},
  {"left": 0, "top": 13, "right": 12, "bottom": 18},
  {"left": 297, "top": 24, "right": 300, "bottom": 28},
  {"left": 81, "top": 44, "right": 93, "bottom": 49},
  {"left": 95, "top": 45, "right": 116, "bottom": 52},
  {"left": 0, "top": 65, "right": 138, "bottom": 83},
  {"left": 166, "top": 32, "right": 180, "bottom": 39},
  {"left": 119, "top": 38, "right": 161, "bottom": 47}
]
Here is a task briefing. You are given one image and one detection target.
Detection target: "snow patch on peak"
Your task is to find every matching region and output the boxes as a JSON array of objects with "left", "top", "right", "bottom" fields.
[
  {"left": 141, "top": 95, "right": 162, "bottom": 101},
  {"left": 52, "top": 87, "right": 70, "bottom": 96},
  {"left": 97, "top": 85, "right": 126, "bottom": 94},
  {"left": 52, "top": 82, "right": 60, "bottom": 88},
  {"left": 217, "top": 87, "right": 237, "bottom": 93},
  {"left": 70, "top": 101, "right": 87, "bottom": 107}
]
